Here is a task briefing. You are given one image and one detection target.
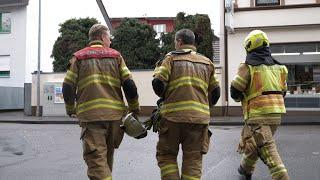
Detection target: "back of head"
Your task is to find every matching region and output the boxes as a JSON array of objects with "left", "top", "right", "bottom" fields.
[
  {"left": 89, "top": 24, "right": 110, "bottom": 41},
  {"left": 243, "top": 30, "right": 270, "bottom": 53},
  {"left": 175, "top": 29, "right": 195, "bottom": 45}
]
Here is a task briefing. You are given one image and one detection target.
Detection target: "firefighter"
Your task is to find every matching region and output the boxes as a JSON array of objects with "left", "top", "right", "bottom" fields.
[
  {"left": 62, "top": 24, "right": 140, "bottom": 180},
  {"left": 230, "top": 30, "right": 290, "bottom": 180},
  {"left": 152, "top": 29, "right": 220, "bottom": 180}
]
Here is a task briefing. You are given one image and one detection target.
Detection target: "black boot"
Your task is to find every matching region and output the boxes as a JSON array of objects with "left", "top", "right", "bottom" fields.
[{"left": 238, "top": 165, "right": 252, "bottom": 180}]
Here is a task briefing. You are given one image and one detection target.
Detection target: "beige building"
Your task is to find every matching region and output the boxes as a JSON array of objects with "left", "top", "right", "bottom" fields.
[{"left": 225, "top": 0, "right": 320, "bottom": 115}]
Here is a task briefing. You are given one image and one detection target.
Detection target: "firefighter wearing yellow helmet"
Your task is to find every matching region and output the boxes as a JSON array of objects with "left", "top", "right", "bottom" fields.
[{"left": 230, "top": 30, "right": 290, "bottom": 180}]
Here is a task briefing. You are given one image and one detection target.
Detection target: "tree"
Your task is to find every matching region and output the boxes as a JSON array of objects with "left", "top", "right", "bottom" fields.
[
  {"left": 111, "top": 18, "right": 161, "bottom": 69},
  {"left": 51, "top": 17, "right": 99, "bottom": 72},
  {"left": 160, "top": 12, "right": 214, "bottom": 60}
]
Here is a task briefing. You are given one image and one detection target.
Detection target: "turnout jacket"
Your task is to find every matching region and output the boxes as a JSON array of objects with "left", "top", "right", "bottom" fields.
[
  {"left": 153, "top": 45, "right": 220, "bottom": 124},
  {"left": 62, "top": 41, "right": 139, "bottom": 122}
]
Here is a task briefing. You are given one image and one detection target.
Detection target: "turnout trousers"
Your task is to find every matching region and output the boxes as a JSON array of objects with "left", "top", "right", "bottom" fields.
[
  {"left": 238, "top": 124, "right": 290, "bottom": 180},
  {"left": 156, "top": 120, "right": 211, "bottom": 180},
  {"left": 80, "top": 120, "right": 124, "bottom": 180}
]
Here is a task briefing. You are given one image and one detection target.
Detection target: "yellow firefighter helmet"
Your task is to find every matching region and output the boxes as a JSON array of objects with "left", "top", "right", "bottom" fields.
[
  {"left": 121, "top": 113, "right": 147, "bottom": 139},
  {"left": 244, "top": 30, "right": 270, "bottom": 52}
]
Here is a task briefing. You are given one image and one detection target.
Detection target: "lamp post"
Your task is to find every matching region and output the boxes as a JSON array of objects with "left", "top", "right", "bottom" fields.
[{"left": 36, "top": 0, "right": 41, "bottom": 116}]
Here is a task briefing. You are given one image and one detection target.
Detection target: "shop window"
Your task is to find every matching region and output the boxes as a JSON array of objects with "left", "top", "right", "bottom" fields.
[
  {"left": 0, "top": 55, "right": 10, "bottom": 77},
  {"left": 256, "top": 0, "right": 280, "bottom": 6},
  {"left": 286, "top": 43, "right": 317, "bottom": 53},
  {"left": 270, "top": 44, "right": 284, "bottom": 53},
  {"left": 0, "top": 12, "right": 11, "bottom": 33},
  {"left": 153, "top": 24, "right": 166, "bottom": 39}
]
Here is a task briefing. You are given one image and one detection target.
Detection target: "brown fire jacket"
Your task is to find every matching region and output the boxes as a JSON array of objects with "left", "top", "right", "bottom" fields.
[
  {"left": 62, "top": 41, "right": 139, "bottom": 122},
  {"left": 153, "top": 45, "right": 219, "bottom": 124}
]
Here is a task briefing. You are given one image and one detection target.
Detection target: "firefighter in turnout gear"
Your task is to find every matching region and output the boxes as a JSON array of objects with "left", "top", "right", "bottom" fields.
[
  {"left": 62, "top": 24, "right": 140, "bottom": 180},
  {"left": 152, "top": 29, "right": 220, "bottom": 180},
  {"left": 230, "top": 30, "right": 290, "bottom": 180}
]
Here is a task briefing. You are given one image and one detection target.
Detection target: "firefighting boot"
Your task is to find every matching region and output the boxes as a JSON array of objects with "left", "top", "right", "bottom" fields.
[{"left": 238, "top": 165, "right": 252, "bottom": 180}]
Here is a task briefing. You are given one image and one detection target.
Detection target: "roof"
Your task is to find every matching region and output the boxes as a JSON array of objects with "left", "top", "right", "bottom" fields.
[{"left": 0, "top": 0, "right": 29, "bottom": 8}]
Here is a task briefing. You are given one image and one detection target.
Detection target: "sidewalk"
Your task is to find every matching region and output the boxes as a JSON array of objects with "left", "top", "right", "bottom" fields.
[{"left": 0, "top": 111, "right": 320, "bottom": 125}]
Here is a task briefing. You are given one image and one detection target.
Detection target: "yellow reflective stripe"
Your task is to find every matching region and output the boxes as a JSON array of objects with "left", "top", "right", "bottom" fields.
[
  {"left": 181, "top": 174, "right": 200, "bottom": 180},
  {"left": 270, "top": 164, "right": 287, "bottom": 177},
  {"left": 78, "top": 74, "right": 120, "bottom": 90},
  {"left": 120, "top": 66, "right": 131, "bottom": 78},
  {"left": 156, "top": 66, "right": 170, "bottom": 80},
  {"left": 261, "top": 147, "right": 274, "bottom": 166},
  {"left": 168, "top": 76, "right": 208, "bottom": 94},
  {"left": 128, "top": 99, "right": 139, "bottom": 111},
  {"left": 209, "top": 75, "right": 218, "bottom": 86},
  {"left": 161, "top": 101, "right": 210, "bottom": 115},
  {"left": 242, "top": 154, "right": 257, "bottom": 167},
  {"left": 77, "top": 98, "right": 125, "bottom": 114},
  {"left": 90, "top": 45, "right": 103, "bottom": 48},
  {"left": 65, "top": 104, "right": 75, "bottom": 111},
  {"left": 250, "top": 106, "right": 286, "bottom": 114},
  {"left": 160, "top": 164, "right": 178, "bottom": 177},
  {"left": 65, "top": 70, "right": 78, "bottom": 84}
]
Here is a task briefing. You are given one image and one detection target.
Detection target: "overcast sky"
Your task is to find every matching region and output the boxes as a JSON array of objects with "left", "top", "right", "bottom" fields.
[{"left": 26, "top": 0, "right": 221, "bottom": 74}]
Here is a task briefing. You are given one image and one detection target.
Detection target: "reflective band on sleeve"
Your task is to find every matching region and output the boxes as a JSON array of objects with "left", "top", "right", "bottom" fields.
[
  {"left": 120, "top": 66, "right": 131, "bottom": 79},
  {"left": 128, "top": 99, "right": 139, "bottom": 111},
  {"left": 65, "top": 70, "right": 78, "bottom": 84},
  {"left": 155, "top": 66, "right": 170, "bottom": 81},
  {"left": 102, "top": 176, "right": 112, "bottom": 180}
]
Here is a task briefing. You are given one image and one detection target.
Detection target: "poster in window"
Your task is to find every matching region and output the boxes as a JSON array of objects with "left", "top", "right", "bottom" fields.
[
  {"left": 1, "top": 13, "right": 11, "bottom": 32},
  {"left": 54, "top": 86, "right": 64, "bottom": 103}
]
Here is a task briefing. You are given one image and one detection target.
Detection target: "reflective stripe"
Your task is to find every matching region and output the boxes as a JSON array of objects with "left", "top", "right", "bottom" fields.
[
  {"left": 209, "top": 74, "right": 218, "bottom": 86},
  {"left": 120, "top": 66, "right": 131, "bottom": 79},
  {"left": 161, "top": 101, "right": 210, "bottom": 115},
  {"left": 181, "top": 174, "right": 200, "bottom": 180},
  {"left": 65, "top": 70, "right": 78, "bottom": 84},
  {"left": 270, "top": 164, "right": 287, "bottom": 177},
  {"left": 160, "top": 164, "right": 178, "bottom": 177},
  {"left": 242, "top": 154, "right": 257, "bottom": 167},
  {"left": 77, "top": 98, "right": 125, "bottom": 114},
  {"left": 261, "top": 147, "right": 275, "bottom": 166},
  {"left": 102, "top": 176, "right": 112, "bottom": 180},
  {"left": 128, "top": 99, "right": 139, "bottom": 111},
  {"left": 168, "top": 76, "right": 208, "bottom": 94},
  {"left": 78, "top": 74, "right": 120, "bottom": 90},
  {"left": 233, "top": 75, "right": 248, "bottom": 89},
  {"left": 90, "top": 45, "right": 103, "bottom": 48},
  {"left": 65, "top": 104, "right": 75, "bottom": 113},
  {"left": 155, "top": 66, "right": 170, "bottom": 80}
]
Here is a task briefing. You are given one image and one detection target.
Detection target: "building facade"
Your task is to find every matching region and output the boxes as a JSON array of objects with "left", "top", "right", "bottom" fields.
[
  {"left": 110, "top": 17, "right": 175, "bottom": 38},
  {"left": 0, "top": 0, "right": 29, "bottom": 110},
  {"left": 227, "top": 0, "right": 320, "bottom": 114}
]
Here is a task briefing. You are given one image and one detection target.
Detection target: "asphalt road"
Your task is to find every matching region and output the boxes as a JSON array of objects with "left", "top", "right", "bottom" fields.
[{"left": 0, "top": 124, "right": 319, "bottom": 180}]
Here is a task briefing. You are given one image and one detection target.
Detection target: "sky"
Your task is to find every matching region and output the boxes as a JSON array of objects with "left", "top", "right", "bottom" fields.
[{"left": 25, "top": 0, "right": 221, "bottom": 76}]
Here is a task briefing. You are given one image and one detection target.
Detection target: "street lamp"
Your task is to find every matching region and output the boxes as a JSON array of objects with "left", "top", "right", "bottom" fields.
[{"left": 36, "top": 0, "right": 41, "bottom": 116}]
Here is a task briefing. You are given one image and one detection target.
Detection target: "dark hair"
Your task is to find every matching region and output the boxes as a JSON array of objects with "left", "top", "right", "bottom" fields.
[{"left": 175, "top": 29, "right": 195, "bottom": 45}]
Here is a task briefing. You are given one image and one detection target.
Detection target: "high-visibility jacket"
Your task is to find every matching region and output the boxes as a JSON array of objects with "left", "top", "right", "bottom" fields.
[
  {"left": 153, "top": 45, "right": 219, "bottom": 124},
  {"left": 63, "top": 41, "right": 139, "bottom": 122},
  {"left": 231, "top": 63, "right": 288, "bottom": 124}
]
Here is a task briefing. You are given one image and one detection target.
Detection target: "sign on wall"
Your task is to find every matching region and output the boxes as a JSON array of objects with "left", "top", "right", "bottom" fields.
[
  {"left": 54, "top": 86, "right": 64, "bottom": 104},
  {"left": 0, "top": 12, "right": 11, "bottom": 33}
]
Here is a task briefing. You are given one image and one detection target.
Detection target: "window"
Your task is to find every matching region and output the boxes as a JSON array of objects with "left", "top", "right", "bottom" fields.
[
  {"left": 0, "top": 12, "right": 11, "bottom": 33},
  {"left": 153, "top": 24, "right": 166, "bottom": 39},
  {"left": 0, "top": 55, "right": 10, "bottom": 77},
  {"left": 256, "top": 0, "right": 280, "bottom": 6}
]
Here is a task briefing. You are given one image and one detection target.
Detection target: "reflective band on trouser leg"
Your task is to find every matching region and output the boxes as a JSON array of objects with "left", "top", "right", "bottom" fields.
[
  {"left": 270, "top": 164, "right": 288, "bottom": 180},
  {"left": 160, "top": 164, "right": 179, "bottom": 179},
  {"left": 128, "top": 99, "right": 139, "bottom": 111},
  {"left": 241, "top": 154, "right": 258, "bottom": 174},
  {"left": 103, "top": 176, "right": 112, "bottom": 180},
  {"left": 181, "top": 174, "right": 200, "bottom": 180}
]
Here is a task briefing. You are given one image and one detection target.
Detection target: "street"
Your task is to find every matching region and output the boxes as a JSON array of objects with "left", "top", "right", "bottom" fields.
[{"left": 0, "top": 123, "right": 319, "bottom": 180}]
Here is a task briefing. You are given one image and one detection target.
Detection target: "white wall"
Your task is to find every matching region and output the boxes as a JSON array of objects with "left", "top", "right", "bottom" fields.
[
  {"left": 0, "top": 6, "right": 27, "bottom": 87},
  {"left": 227, "top": 26, "right": 320, "bottom": 106},
  {"left": 32, "top": 71, "right": 223, "bottom": 108},
  {"left": 234, "top": 7, "right": 320, "bottom": 28},
  {"left": 285, "top": 0, "right": 316, "bottom": 5}
]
